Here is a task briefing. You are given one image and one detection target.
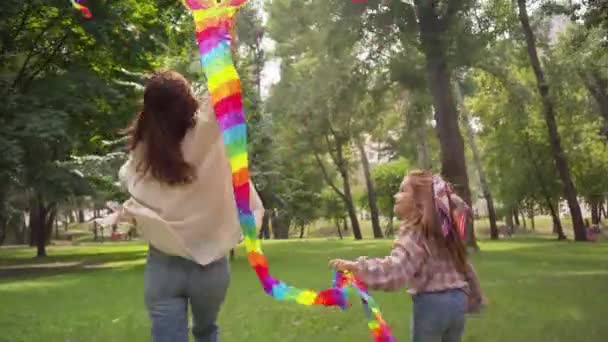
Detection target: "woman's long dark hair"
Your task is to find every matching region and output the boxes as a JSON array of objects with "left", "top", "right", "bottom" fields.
[{"left": 125, "top": 70, "right": 199, "bottom": 185}]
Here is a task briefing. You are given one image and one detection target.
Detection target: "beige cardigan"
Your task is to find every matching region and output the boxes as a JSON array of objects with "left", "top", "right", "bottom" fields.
[{"left": 114, "top": 105, "right": 264, "bottom": 266}]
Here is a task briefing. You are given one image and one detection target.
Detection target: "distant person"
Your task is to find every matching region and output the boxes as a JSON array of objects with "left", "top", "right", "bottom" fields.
[
  {"left": 330, "top": 171, "right": 484, "bottom": 342},
  {"left": 112, "top": 71, "right": 264, "bottom": 342}
]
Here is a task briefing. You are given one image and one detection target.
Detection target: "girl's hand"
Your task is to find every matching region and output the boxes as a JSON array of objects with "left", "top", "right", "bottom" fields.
[{"left": 329, "top": 259, "right": 358, "bottom": 272}]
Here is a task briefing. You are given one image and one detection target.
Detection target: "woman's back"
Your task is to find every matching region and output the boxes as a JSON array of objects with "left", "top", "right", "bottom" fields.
[{"left": 118, "top": 71, "right": 263, "bottom": 266}]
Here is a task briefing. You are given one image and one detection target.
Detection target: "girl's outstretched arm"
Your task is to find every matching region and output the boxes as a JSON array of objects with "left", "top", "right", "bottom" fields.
[{"left": 332, "top": 230, "right": 427, "bottom": 291}]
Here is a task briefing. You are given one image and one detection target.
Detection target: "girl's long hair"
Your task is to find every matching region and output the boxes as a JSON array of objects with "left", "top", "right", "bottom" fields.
[
  {"left": 401, "top": 170, "right": 468, "bottom": 273},
  {"left": 125, "top": 71, "right": 199, "bottom": 185}
]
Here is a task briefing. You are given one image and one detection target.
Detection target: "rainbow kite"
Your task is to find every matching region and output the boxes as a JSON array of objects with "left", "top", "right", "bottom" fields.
[{"left": 72, "top": 1, "right": 395, "bottom": 341}]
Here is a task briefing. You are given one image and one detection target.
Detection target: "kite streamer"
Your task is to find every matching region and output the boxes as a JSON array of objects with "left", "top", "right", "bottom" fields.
[
  {"left": 70, "top": 0, "right": 92, "bottom": 19},
  {"left": 71, "top": 1, "right": 395, "bottom": 341},
  {"left": 183, "top": 1, "right": 394, "bottom": 340}
]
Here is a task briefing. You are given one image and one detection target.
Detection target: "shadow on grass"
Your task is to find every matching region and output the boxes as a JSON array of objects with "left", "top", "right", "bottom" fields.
[
  {"left": 0, "top": 250, "right": 147, "bottom": 280},
  {"left": 2, "top": 237, "right": 605, "bottom": 283}
]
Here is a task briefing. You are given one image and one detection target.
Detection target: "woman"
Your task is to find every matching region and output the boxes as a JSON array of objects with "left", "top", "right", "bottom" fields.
[
  {"left": 116, "top": 70, "right": 264, "bottom": 342},
  {"left": 330, "top": 170, "right": 484, "bottom": 342}
]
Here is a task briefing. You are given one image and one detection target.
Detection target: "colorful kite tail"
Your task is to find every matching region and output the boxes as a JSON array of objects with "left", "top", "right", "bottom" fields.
[
  {"left": 70, "top": 0, "right": 92, "bottom": 19},
  {"left": 184, "top": 1, "right": 395, "bottom": 341}
]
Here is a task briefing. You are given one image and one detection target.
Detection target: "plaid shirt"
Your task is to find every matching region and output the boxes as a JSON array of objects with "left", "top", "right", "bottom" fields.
[{"left": 355, "top": 226, "right": 484, "bottom": 313}]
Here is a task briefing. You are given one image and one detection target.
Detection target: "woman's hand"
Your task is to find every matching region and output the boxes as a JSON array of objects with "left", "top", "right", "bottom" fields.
[{"left": 328, "top": 259, "right": 358, "bottom": 272}]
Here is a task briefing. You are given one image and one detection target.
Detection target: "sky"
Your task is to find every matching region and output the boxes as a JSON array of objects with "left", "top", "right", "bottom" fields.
[
  {"left": 256, "top": 5, "right": 281, "bottom": 99},
  {"left": 259, "top": 38, "right": 281, "bottom": 99}
]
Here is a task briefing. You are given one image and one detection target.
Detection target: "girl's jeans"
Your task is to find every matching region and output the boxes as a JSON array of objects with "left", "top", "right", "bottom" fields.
[
  {"left": 412, "top": 289, "right": 467, "bottom": 342},
  {"left": 144, "top": 246, "right": 230, "bottom": 342}
]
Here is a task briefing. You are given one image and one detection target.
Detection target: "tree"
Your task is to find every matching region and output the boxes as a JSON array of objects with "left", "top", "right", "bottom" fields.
[
  {"left": 516, "top": 0, "right": 586, "bottom": 241},
  {"left": 454, "top": 76, "right": 499, "bottom": 240},
  {"left": 235, "top": 4, "right": 277, "bottom": 239},
  {"left": 313, "top": 136, "right": 362, "bottom": 240},
  {"left": 410, "top": 0, "right": 477, "bottom": 248},
  {"left": 371, "top": 158, "right": 409, "bottom": 236},
  {"left": 550, "top": 25, "right": 608, "bottom": 226},
  {"left": 355, "top": 136, "right": 383, "bottom": 238},
  {"left": 266, "top": 0, "right": 377, "bottom": 240},
  {"left": 320, "top": 189, "right": 347, "bottom": 239},
  {"left": 0, "top": 0, "right": 194, "bottom": 255},
  {"left": 468, "top": 58, "right": 569, "bottom": 240},
  {"left": 357, "top": 0, "right": 484, "bottom": 247},
  {"left": 574, "top": 0, "right": 608, "bottom": 39},
  {"left": 555, "top": 25, "right": 608, "bottom": 131}
]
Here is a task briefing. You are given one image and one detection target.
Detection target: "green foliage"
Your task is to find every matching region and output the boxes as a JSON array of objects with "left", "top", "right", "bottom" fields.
[
  {"left": 355, "top": 187, "right": 369, "bottom": 211},
  {"left": 320, "top": 188, "right": 346, "bottom": 224},
  {"left": 0, "top": 0, "right": 195, "bottom": 249},
  {"left": 87, "top": 176, "right": 129, "bottom": 204},
  {"left": 574, "top": 0, "right": 608, "bottom": 40},
  {"left": 371, "top": 158, "right": 409, "bottom": 217},
  {"left": 467, "top": 67, "right": 562, "bottom": 210}
]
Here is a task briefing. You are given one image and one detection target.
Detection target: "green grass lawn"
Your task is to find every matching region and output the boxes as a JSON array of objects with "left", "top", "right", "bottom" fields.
[{"left": 1, "top": 237, "right": 607, "bottom": 342}]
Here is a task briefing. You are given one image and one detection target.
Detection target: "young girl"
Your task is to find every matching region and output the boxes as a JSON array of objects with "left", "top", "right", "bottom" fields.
[
  {"left": 330, "top": 170, "right": 484, "bottom": 342},
  {"left": 114, "top": 70, "right": 264, "bottom": 342}
]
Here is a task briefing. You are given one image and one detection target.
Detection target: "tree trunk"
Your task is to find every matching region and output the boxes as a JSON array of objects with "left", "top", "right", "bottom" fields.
[
  {"left": 258, "top": 210, "right": 271, "bottom": 239},
  {"left": 415, "top": 0, "right": 477, "bottom": 249},
  {"left": 313, "top": 138, "right": 361, "bottom": 240},
  {"left": 386, "top": 212, "right": 395, "bottom": 237},
  {"left": 271, "top": 212, "right": 290, "bottom": 239},
  {"left": 590, "top": 200, "right": 600, "bottom": 225},
  {"left": 529, "top": 207, "right": 535, "bottom": 231},
  {"left": 549, "top": 199, "right": 566, "bottom": 239},
  {"left": 455, "top": 80, "right": 499, "bottom": 240},
  {"left": 0, "top": 220, "right": 6, "bottom": 246},
  {"left": 336, "top": 219, "right": 343, "bottom": 240},
  {"left": 54, "top": 218, "right": 60, "bottom": 239},
  {"left": 600, "top": 200, "right": 607, "bottom": 221},
  {"left": 513, "top": 208, "right": 520, "bottom": 227},
  {"left": 45, "top": 207, "right": 56, "bottom": 245},
  {"left": 415, "top": 126, "right": 432, "bottom": 170},
  {"left": 355, "top": 136, "right": 383, "bottom": 238},
  {"left": 29, "top": 208, "right": 36, "bottom": 247},
  {"left": 517, "top": 0, "right": 586, "bottom": 241},
  {"left": 78, "top": 208, "right": 84, "bottom": 223},
  {"left": 332, "top": 139, "right": 362, "bottom": 240},
  {"left": 30, "top": 194, "right": 53, "bottom": 258},
  {"left": 520, "top": 209, "right": 527, "bottom": 230},
  {"left": 505, "top": 207, "right": 514, "bottom": 235},
  {"left": 16, "top": 215, "right": 26, "bottom": 245},
  {"left": 299, "top": 224, "right": 305, "bottom": 239},
  {"left": 0, "top": 197, "right": 6, "bottom": 246},
  {"left": 93, "top": 222, "right": 98, "bottom": 241},
  {"left": 338, "top": 160, "right": 362, "bottom": 240},
  {"left": 35, "top": 223, "right": 46, "bottom": 257}
]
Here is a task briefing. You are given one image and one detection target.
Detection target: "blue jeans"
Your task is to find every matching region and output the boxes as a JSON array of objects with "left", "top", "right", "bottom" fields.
[
  {"left": 411, "top": 289, "right": 467, "bottom": 342},
  {"left": 144, "top": 247, "right": 230, "bottom": 342}
]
